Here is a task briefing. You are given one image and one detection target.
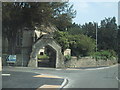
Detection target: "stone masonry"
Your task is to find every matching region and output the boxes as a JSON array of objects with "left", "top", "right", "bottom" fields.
[{"left": 28, "top": 34, "right": 64, "bottom": 68}]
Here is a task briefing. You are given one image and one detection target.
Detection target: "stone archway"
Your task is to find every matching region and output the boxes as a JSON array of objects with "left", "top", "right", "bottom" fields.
[{"left": 28, "top": 34, "right": 64, "bottom": 68}]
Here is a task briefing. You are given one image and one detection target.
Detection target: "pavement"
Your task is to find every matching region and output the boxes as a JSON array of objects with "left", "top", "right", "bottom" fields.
[{"left": 1, "top": 64, "right": 120, "bottom": 89}]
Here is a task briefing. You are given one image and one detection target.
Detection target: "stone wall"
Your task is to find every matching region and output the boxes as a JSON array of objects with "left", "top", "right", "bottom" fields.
[{"left": 65, "top": 57, "right": 118, "bottom": 68}]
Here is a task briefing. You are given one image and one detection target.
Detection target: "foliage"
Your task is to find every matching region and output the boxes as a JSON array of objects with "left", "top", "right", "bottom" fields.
[
  {"left": 98, "top": 17, "right": 117, "bottom": 52},
  {"left": 3, "top": 2, "right": 76, "bottom": 31},
  {"left": 54, "top": 31, "right": 70, "bottom": 51},
  {"left": 75, "top": 17, "right": 117, "bottom": 53},
  {"left": 67, "top": 23, "right": 83, "bottom": 35},
  {"left": 54, "top": 31, "right": 96, "bottom": 56},
  {"left": 2, "top": 2, "right": 76, "bottom": 54},
  {"left": 92, "top": 50, "right": 117, "bottom": 61},
  {"left": 65, "top": 17, "right": 118, "bottom": 57},
  {"left": 64, "top": 55, "right": 71, "bottom": 61},
  {"left": 118, "top": 26, "right": 120, "bottom": 63},
  {"left": 82, "top": 22, "right": 97, "bottom": 39},
  {"left": 3, "top": 2, "right": 118, "bottom": 58},
  {"left": 51, "top": 3, "right": 76, "bottom": 31},
  {"left": 37, "top": 54, "right": 49, "bottom": 59},
  {"left": 69, "top": 34, "right": 96, "bottom": 56}
]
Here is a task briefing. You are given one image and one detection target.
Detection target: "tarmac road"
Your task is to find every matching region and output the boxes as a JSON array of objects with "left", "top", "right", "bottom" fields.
[
  {"left": 2, "top": 64, "right": 119, "bottom": 89},
  {"left": 64, "top": 65, "right": 119, "bottom": 88},
  {"left": 2, "top": 70, "right": 64, "bottom": 89}
]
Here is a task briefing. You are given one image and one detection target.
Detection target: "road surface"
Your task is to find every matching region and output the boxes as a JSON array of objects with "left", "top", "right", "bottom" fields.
[
  {"left": 2, "top": 70, "right": 63, "bottom": 89},
  {"left": 2, "top": 64, "right": 119, "bottom": 89}
]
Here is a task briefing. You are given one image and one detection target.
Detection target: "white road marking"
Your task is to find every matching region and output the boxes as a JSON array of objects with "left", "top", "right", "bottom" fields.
[
  {"left": 33, "top": 74, "right": 63, "bottom": 79},
  {"left": 116, "top": 77, "right": 120, "bottom": 82},
  {"left": 38, "top": 84, "right": 61, "bottom": 89},
  {"left": 56, "top": 69, "right": 62, "bottom": 70},
  {"left": 2, "top": 74, "right": 11, "bottom": 76},
  {"left": 86, "top": 67, "right": 109, "bottom": 70},
  {"left": 60, "top": 78, "right": 68, "bottom": 88}
]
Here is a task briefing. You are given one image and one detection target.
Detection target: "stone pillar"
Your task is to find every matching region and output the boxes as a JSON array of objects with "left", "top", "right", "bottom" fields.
[
  {"left": 28, "top": 58, "right": 37, "bottom": 67},
  {"left": 56, "top": 52, "right": 64, "bottom": 68},
  {"left": 64, "top": 49, "right": 71, "bottom": 56}
]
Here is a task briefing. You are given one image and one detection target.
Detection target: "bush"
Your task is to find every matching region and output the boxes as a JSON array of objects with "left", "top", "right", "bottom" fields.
[
  {"left": 37, "top": 54, "right": 49, "bottom": 59},
  {"left": 64, "top": 55, "right": 71, "bottom": 61},
  {"left": 92, "top": 50, "right": 117, "bottom": 61},
  {"left": 54, "top": 31, "right": 96, "bottom": 56}
]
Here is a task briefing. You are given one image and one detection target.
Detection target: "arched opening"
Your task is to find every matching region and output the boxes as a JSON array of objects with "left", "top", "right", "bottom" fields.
[
  {"left": 37, "top": 45, "right": 56, "bottom": 68},
  {"left": 28, "top": 35, "right": 64, "bottom": 68}
]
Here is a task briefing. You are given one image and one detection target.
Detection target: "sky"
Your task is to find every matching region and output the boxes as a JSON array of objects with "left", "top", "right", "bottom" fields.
[{"left": 69, "top": 0, "right": 119, "bottom": 25}]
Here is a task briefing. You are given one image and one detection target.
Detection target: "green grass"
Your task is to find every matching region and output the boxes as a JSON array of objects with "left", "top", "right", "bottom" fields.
[{"left": 37, "top": 54, "right": 49, "bottom": 59}]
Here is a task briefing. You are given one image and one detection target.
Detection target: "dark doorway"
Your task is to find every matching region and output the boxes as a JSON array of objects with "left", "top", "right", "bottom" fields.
[{"left": 37, "top": 45, "right": 56, "bottom": 68}]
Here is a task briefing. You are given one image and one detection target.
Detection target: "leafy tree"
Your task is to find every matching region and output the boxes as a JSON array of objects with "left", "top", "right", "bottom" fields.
[
  {"left": 51, "top": 3, "right": 76, "bottom": 31},
  {"left": 98, "top": 17, "right": 117, "bottom": 51},
  {"left": 118, "top": 25, "right": 120, "bottom": 63},
  {"left": 54, "top": 31, "right": 69, "bottom": 51},
  {"left": 2, "top": 2, "right": 76, "bottom": 54},
  {"left": 67, "top": 23, "right": 83, "bottom": 35},
  {"left": 3, "top": 2, "right": 24, "bottom": 54},
  {"left": 80, "top": 17, "right": 117, "bottom": 54},
  {"left": 54, "top": 31, "right": 96, "bottom": 56},
  {"left": 68, "top": 34, "right": 95, "bottom": 56},
  {"left": 54, "top": 17, "right": 117, "bottom": 58},
  {"left": 82, "top": 22, "right": 97, "bottom": 39}
]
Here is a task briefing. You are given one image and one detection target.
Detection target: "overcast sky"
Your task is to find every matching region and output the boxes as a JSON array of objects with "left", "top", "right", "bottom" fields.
[{"left": 69, "top": 0, "right": 119, "bottom": 25}]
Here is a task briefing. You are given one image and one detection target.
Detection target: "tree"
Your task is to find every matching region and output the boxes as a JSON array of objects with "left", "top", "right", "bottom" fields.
[
  {"left": 2, "top": 2, "right": 76, "bottom": 54},
  {"left": 54, "top": 31, "right": 96, "bottom": 56},
  {"left": 54, "top": 31, "right": 69, "bottom": 51},
  {"left": 82, "top": 22, "right": 97, "bottom": 39},
  {"left": 51, "top": 3, "right": 76, "bottom": 31},
  {"left": 2, "top": 2, "right": 24, "bottom": 54},
  {"left": 68, "top": 34, "right": 95, "bottom": 56},
  {"left": 67, "top": 23, "right": 83, "bottom": 35},
  {"left": 118, "top": 25, "right": 120, "bottom": 63},
  {"left": 98, "top": 17, "right": 117, "bottom": 51}
]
